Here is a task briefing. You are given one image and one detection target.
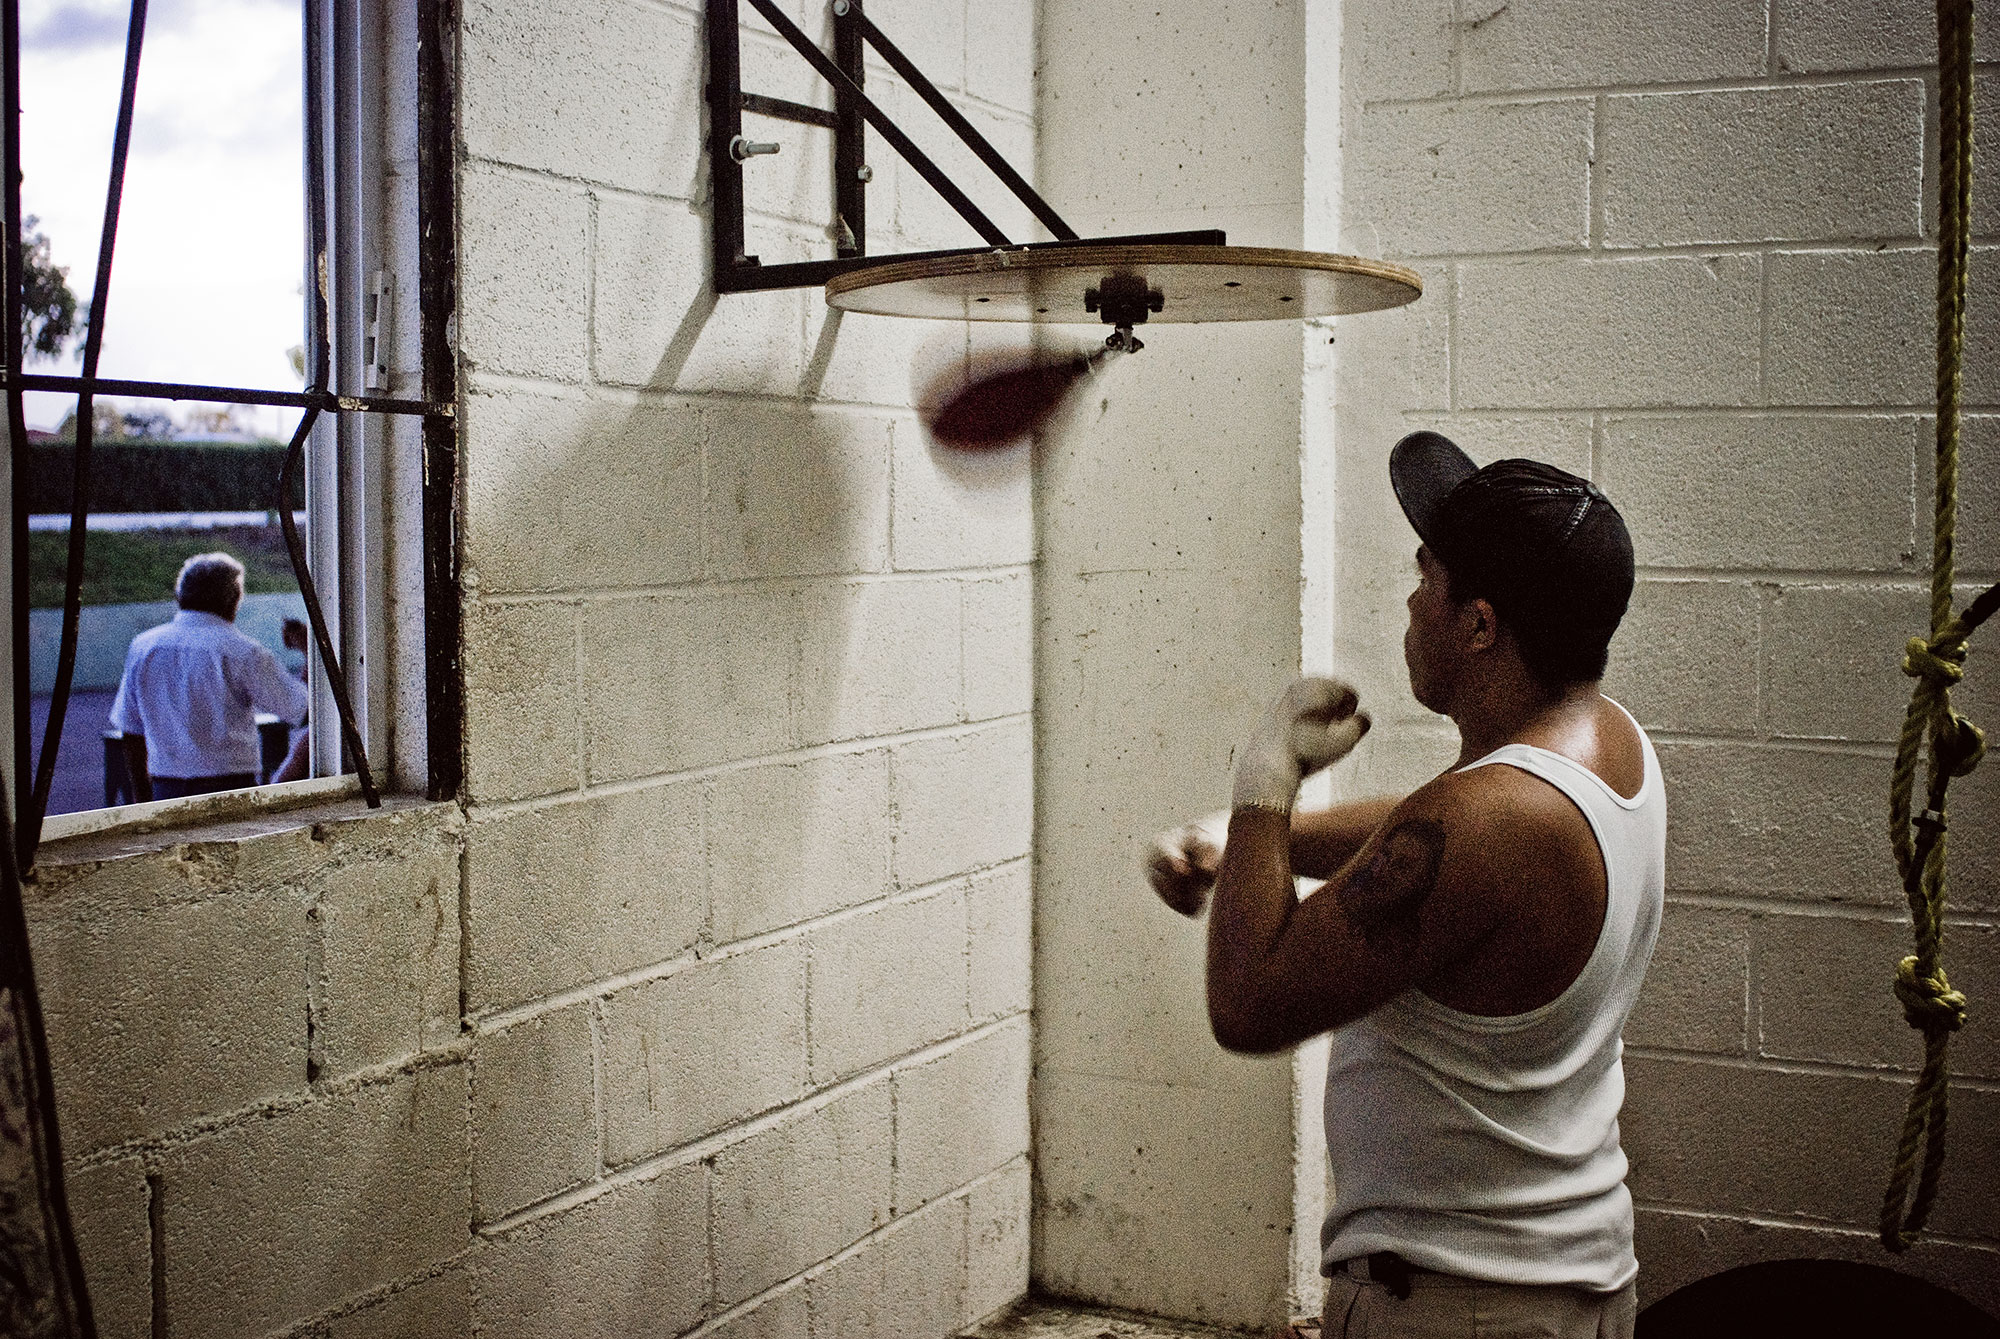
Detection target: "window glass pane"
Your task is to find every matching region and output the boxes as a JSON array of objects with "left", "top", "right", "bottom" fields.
[
  {"left": 20, "top": 0, "right": 304, "bottom": 415},
  {"left": 22, "top": 0, "right": 310, "bottom": 817}
]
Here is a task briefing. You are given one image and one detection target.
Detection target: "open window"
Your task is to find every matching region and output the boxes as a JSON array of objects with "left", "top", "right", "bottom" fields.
[{"left": 5, "top": 0, "right": 458, "bottom": 864}]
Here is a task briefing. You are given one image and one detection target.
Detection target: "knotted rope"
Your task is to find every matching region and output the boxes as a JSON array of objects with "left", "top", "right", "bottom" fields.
[{"left": 1879, "top": 0, "right": 1999, "bottom": 1253}]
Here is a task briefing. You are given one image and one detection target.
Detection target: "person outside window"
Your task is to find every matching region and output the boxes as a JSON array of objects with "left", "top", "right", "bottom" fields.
[{"left": 109, "top": 551, "right": 310, "bottom": 802}]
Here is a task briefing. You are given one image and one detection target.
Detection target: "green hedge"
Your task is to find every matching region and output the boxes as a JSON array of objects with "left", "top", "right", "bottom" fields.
[
  {"left": 27, "top": 526, "right": 300, "bottom": 608},
  {"left": 28, "top": 441, "right": 300, "bottom": 514}
]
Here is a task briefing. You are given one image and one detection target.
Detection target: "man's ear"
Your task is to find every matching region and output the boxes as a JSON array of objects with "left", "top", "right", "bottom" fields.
[{"left": 1464, "top": 598, "right": 1500, "bottom": 653}]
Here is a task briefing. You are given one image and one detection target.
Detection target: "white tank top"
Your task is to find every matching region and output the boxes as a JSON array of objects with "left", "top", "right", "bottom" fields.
[{"left": 1319, "top": 707, "right": 1665, "bottom": 1292}]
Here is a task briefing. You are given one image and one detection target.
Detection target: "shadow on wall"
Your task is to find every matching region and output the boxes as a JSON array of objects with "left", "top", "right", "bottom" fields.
[
  {"left": 1638, "top": 1259, "right": 2000, "bottom": 1338},
  {"left": 463, "top": 229, "right": 1033, "bottom": 795}
]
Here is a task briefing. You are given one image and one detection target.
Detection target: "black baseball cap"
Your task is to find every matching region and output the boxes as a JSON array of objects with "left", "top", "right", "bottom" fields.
[{"left": 1389, "top": 430, "right": 1634, "bottom": 645}]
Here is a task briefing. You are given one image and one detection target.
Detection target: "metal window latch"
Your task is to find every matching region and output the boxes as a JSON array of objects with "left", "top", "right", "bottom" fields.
[{"left": 363, "top": 270, "right": 393, "bottom": 390}]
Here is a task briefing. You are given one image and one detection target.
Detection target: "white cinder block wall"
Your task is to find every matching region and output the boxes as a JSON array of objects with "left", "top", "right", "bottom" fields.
[
  {"left": 1332, "top": 0, "right": 2000, "bottom": 1311},
  {"left": 27, "top": 1, "right": 1042, "bottom": 1335}
]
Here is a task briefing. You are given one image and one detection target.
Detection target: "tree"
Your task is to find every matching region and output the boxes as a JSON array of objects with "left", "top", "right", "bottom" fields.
[{"left": 19, "top": 214, "right": 81, "bottom": 363}]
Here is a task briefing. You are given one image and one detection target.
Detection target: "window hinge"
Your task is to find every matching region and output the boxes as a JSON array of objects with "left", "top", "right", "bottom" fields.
[{"left": 362, "top": 270, "right": 393, "bottom": 389}]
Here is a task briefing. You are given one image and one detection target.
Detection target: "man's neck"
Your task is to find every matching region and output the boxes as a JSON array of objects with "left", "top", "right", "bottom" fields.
[{"left": 1451, "top": 674, "right": 1601, "bottom": 764}]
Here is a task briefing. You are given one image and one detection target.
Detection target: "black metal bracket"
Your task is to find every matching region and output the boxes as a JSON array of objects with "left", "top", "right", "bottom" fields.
[{"left": 706, "top": 0, "right": 1224, "bottom": 293}]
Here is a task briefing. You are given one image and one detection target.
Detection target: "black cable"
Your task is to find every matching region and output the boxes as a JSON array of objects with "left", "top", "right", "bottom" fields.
[
  {"left": 0, "top": 785, "right": 98, "bottom": 1330},
  {"left": 289, "top": 0, "right": 377, "bottom": 808},
  {"left": 5, "top": 0, "right": 28, "bottom": 852},
  {"left": 277, "top": 406, "right": 377, "bottom": 806},
  {"left": 20, "top": 0, "right": 148, "bottom": 868}
]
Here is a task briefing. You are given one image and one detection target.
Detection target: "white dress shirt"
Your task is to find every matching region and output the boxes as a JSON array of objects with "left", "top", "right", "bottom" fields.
[{"left": 108, "top": 609, "right": 310, "bottom": 779}]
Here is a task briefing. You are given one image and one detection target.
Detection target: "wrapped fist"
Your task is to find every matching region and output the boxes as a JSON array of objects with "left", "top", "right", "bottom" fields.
[
  {"left": 1232, "top": 677, "right": 1370, "bottom": 812},
  {"left": 1143, "top": 809, "right": 1230, "bottom": 917}
]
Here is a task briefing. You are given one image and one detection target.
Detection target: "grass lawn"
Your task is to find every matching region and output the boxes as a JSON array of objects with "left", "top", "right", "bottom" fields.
[{"left": 29, "top": 526, "right": 301, "bottom": 609}]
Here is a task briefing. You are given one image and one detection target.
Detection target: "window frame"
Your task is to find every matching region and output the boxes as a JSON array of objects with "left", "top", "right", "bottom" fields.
[{"left": 4, "top": 0, "right": 461, "bottom": 865}]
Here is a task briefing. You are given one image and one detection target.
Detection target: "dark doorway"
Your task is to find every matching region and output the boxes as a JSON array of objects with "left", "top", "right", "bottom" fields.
[{"left": 1639, "top": 1259, "right": 2000, "bottom": 1338}]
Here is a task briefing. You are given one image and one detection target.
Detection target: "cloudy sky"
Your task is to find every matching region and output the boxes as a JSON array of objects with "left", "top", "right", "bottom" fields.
[{"left": 21, "top": 0, "right": 303, "bottom": 432}]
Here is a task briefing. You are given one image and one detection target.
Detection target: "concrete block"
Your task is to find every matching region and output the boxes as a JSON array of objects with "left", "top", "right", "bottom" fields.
[
  {"left": 734, "top": 35, "right": 836, "bottom": 230},
  {"left": 1331, "top": 261, "right": 1449, "bottom": 412},
  {"left": 1623, "top": 1056, "right": 2000, "bottom": 1240},
  {"left": 1634, "top": 1205, "right": 2000, "bottom": 1316},
  {"left": 707, "top": 750, "right": 893, "bottom": 945},
  {"left": 1398, "top": 415, "right": 1594, "bottom": 478},
  {"left": 1755, "top": 913, "right": 2000, "bottom": 1078},
  {"left": 458, "top": 167, "right": 588, "bottom": 382},
  {"left": 806, "top": 308, "right": 934, "bottom": 410},
  {"left": 794, "top": 579, "right": 964, "bottom": 744},
  {"left": 63, "top": 1158, "right": 150, "bottom": 1339},
  {"left": 706, "top": 403, "right": 894, "bottom": 581},
  {"left": 461, "top": 598, "right": 581, "bottom": 804},
  {"left": 327, "top": 1269, "right": 474, "bottom": 1339},
  {"left": 1342, "top": 0, "right": 1453, "bottom": 104},
  {"left": 600, "top": 942, "right": 809, "bottom": 1163},
  {"left": 892, "top": 721, "right": 1033, "bottom": 887},
  {"left": 592, "top": 193, "right": 809, "bottom": 396},
  {"left": 1655, "top": 742, "right": 1958, "bottom": 909},
  {"left": 1767, "top": 248, "right": 2000, "bottom": 406},
  {"left": 1033, "top": 1066, "right": 1295, "bottom": 1327},
  {"left": 1601, "top": 84, "right": 1923, "bottom": 247},
  {"left": 1761, "top": 583, "right": 1998, "bottom": 743},
  {"left": 158, "top": 1066, "right": 470, "bottom": 1339},
  {"left": 1455, "top": 257, "right": 1762, "bottom": 408},
  {"left": 1603, "top": 580, "right": 1761, "bottom": 737},
  {"left": 968, "top": 861, "right": 1032, "bottom": 1023},
  {"left": 704, "top": 1278, "right": 810, "bottom": 1339},
  {"left": 1773, "top": 0, "right": 1937, "bottom": 73},
  {"left": 460, "top": 0, "right": 701, "bottom": 196},
  {"left": 1961, "top": 416, "right": 2000, "bottom": 577},
  {"left": 1458, "top": 0, "right": 1767, "bottom": 91},
  {"left": 809, "top": 1196, "right": 967, "bottom": 1339},
  {"left": 891, "top": 417, "right": 1034, "bottom": 572},
  {"left": 1597, "top": 414, "right": 1917, "bottom": 571},
  {"left": 459, "top": 386, "right": 703, "bottom": 596},
  {"left": 963, "top": 573, "right": 1033, "bottom": 722},
  {"left": 314, "top": 832, "right": 461, "bottom": 1078},
  {"left": 964, "top": 0, "right": 1034, "bottom": 112},
  {"left": 893, "top": 1022, "right": 1030, "bottom": 1211},
  {"left": 579, "top": 588, "right": 796, "bottom": 783},
  {"left": 1979, "top": 76, "right": 1998, "bottom": 249},
  {"left": 809, "top": 887, "right": 969, "bottom": 1082},
  {"left": 893, "top": 103, "right": 1040, "bottom": 252},
  {"left": 865, "top": 0, "right": 966, "bottom": 95},
  {"left": 1625, "top": 904, "right": 1750, "bottom": 1055},
  {"left": 711, "top": 1081, "right": 894, "bottom": 1305},
  {"left": 1336, "top": 723, "right": 1463, "bottom": 801},
  {"left": 964, "top": 1160, "right": 1032, "bottom": 1325},
  {"left": 464, "top": 781, "right": 705, "bottom": 1011},
  {"left": 474, "top": 1165, "right": 708, "bottom": 1338},
  {"left": 32, "top": 888, "right": 306, "bottom": 1152},
  {"left": 472, "top": 1004, "right": 598, "bottom": 1221},
  {"left": 1346, "top": 98, "right": 1592, "bottom": 257}
]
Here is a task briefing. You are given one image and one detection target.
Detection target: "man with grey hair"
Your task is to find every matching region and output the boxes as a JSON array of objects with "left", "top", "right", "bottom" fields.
[{"left": 109, "top": 551, "right": 310, "bottom": 802}]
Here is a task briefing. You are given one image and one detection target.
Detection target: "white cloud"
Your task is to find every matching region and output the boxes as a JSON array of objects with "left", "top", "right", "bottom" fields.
[{"left": 21, "top": 0, "right": 305, "bottom": 434}]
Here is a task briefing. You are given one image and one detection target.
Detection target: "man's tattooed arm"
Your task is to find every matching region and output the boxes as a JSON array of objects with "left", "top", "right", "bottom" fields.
[{"left": 1337, "top": 817, "right": 1446, "bottom": 947}]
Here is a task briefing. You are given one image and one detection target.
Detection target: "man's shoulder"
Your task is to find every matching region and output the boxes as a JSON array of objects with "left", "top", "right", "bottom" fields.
[
  {"left": 1400, "top": 763, "right": 1599, "bottom": 890},
  {"left": 1407, "top": 761, "right": 1582, "bottom": 837}
]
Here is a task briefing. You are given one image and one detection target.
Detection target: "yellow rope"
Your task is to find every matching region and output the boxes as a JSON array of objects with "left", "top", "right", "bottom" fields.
[{"left": 1879, "top": 0, "right": 1995, "bottom": 1254}]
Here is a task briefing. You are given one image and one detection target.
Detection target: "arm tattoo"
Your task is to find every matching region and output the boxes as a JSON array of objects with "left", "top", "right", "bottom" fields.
[{"left": 1338, "top": 817, "right": 1446, "bottom": 945}]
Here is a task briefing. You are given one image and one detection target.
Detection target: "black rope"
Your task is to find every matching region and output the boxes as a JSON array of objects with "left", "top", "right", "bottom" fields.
[{"left": 20, "top": 0, "right": 148, "bottom": 868}]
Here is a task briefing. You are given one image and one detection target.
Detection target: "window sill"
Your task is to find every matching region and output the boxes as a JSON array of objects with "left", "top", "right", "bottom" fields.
[{"left": 37, "top": 773, "right": 365, "bottom": 848}]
